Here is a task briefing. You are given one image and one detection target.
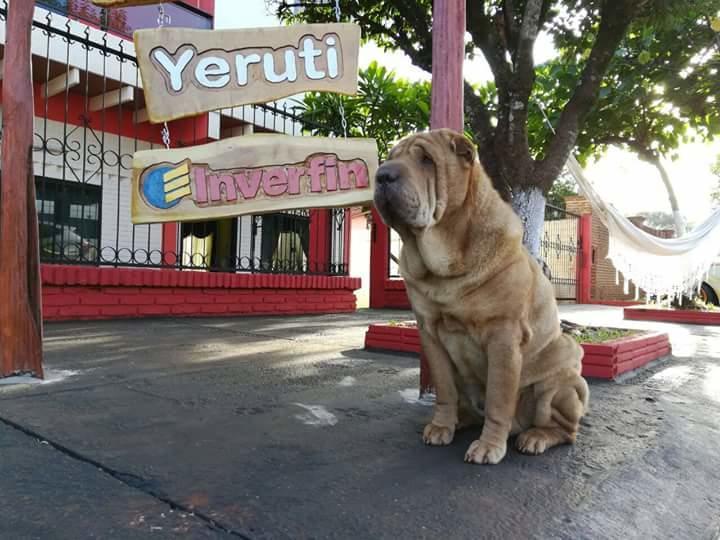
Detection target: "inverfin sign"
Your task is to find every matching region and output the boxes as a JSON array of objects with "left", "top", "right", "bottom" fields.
[
  {"left": 131, "top": 135, "right": 378, "bottom": 224},
  {"left": 134, "top": 23, "right": 361, "bottom": 123}
]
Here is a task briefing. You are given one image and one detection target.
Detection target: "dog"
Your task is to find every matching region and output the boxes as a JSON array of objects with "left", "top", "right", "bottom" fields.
[{"left": 373, "top": 129, "right": 589, "bottom": 465}]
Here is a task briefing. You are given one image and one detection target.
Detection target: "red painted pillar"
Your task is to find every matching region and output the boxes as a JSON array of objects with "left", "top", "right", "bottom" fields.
[
  {"left": 430, "top": 0, "right": 466, "bottom": 132},
  {"left": 309, "top": 209, "right": 330, "bottom": 273},
  {"left": 577, "top": 214, "right": 593, "bottom": 304},
  {"left": 0, "top": 0, "right": 44, "bottom": 378},
  {"left": 162, "top": 223, "right": 179, "bottom": 264},
  {"left": 369, "top": 209, "right": 389, "bottom": 308}
]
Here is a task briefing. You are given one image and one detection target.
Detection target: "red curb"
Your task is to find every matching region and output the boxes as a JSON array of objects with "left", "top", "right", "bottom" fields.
[
  {"left": 365, "top": 323, "right": 671, "bottom": 383},
  {"left": 624, "top": 306, "right": 720, "bottom": 326}
]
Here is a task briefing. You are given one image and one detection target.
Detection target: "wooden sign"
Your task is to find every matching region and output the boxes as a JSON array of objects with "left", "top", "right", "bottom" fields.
[
  {"left": 131, "top": 135, "right": 378, "bottom": 224},
  {"left": 92, "top": 0, "right": 161, "bottom": 6},
  {"left": 134, "top": 24, "right": 361, "bottom": 123}
]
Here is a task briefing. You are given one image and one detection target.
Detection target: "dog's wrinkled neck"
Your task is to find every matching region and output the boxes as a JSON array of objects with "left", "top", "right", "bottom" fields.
[{"left": 403, "top": 173, "right": 521, "bottom": 284}]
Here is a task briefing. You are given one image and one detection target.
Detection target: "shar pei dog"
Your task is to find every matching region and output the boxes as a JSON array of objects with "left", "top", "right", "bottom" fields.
[{"left": 373, "top": 129, "right": 589, "bottom": 465}]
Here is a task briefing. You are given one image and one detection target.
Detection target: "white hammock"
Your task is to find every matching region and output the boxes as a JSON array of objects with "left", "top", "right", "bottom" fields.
[{"left": 565, "top": 155, "right": 720, "bottom": 301}]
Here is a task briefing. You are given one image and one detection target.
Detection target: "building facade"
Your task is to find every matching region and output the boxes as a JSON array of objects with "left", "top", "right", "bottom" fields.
[{"left": 1, "top": 0, "right": 359, "bottom": 321}]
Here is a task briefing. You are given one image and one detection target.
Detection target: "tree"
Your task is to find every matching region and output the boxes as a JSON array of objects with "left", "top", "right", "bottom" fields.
[
  {"left": 296, "top": 61, "right": 431, "bottom": 159},
  {"left": 275, "top": 0, "right": 719, "bottom": 256}
]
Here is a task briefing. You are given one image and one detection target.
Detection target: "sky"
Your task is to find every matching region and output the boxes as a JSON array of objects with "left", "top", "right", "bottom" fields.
[{"left": 214, "top": 0, "right": 719, "bottom": 223}]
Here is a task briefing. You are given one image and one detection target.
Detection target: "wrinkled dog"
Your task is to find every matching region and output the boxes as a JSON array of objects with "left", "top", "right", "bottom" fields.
[{"left": 374, "top": 129, "right": 589, "bottom": 465}]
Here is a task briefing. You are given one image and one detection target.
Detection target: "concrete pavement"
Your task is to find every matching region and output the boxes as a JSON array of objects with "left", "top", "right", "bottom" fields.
[{"left": 1, "top": 307, "right": 719, "bottom": 539}]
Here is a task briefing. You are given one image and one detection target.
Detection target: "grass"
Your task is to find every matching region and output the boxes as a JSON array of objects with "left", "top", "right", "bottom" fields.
[
  {"left": 383, "top": 319, "right": 636, "bottom": 344},
  {"left": 570, "top": 327, "right": 637, "bottom": 344}
]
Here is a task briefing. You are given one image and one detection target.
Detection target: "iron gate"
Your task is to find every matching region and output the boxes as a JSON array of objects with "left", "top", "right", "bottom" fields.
[{"left": 541, "top": 204, "right": 580, "bottom": 301}]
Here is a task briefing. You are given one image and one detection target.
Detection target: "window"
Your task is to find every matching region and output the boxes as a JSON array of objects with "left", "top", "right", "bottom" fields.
[
  {"left": 37, "top": 1, "right": 212, "bottom": 39},
  {"left": 35, "top": 178, "right": 101, "bottom": 263}
]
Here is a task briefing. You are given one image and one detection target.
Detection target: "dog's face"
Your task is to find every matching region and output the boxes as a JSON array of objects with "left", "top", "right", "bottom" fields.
[{"left": 373, "top": 129, "right": 477, "bottom": 231}]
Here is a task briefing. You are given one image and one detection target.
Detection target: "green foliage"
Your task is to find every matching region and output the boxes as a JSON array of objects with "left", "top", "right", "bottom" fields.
[
  {"left": 546, "top": 172, "right": 578, "bottom": 210},
  {"left": 296, "top": 61, "right": 430, "bottom": 159},
  {"left": 532, "top": 1, "right": 720, "bottom": 165}
]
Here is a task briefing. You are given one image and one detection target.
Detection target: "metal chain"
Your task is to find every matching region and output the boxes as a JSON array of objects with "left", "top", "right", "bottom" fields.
[
  {"left": 158, "top": 4, "right": 172, "bottom": 149},
  {"left": 157, "top": 3, "right": 170, "bottom": 27},
  {"left": 334, "top": 0, "right": 348, "bottom": 138}
]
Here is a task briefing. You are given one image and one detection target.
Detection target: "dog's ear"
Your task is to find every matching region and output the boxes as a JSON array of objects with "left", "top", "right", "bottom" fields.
[{"left": 450, "top": 134, "right": 476, "bottom": 164}]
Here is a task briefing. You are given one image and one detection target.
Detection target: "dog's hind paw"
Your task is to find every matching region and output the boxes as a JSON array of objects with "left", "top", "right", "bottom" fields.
[
  {"left": 516, "top": 427, "right": 571, "bottom": 455},
  {"left": 464, "top": 438, "right": 507, "bottom": 465},
  {"left": 422, "top": 423, "right": 455, "bottom": 446},
  {"left": 516, "top": 429, "right": 550, "bottom": 455}
]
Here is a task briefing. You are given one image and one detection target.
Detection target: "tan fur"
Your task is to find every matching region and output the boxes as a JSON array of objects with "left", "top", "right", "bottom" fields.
[{"left": 374, "top": 129, "right": 589, "bottom": 465}]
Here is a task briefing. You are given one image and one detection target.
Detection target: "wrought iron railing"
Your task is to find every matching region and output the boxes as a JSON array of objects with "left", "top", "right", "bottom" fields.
[
  {"left": 0, "top": 1, "right": 349, "bottom": 276},
  {"left": 541, "top": 204, "right": 580, "bottom": 300}
]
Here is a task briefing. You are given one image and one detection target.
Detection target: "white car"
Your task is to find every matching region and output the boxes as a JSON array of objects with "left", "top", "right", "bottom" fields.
[{"left": 700, "top": 262, "right": 720, "bottom": 306}]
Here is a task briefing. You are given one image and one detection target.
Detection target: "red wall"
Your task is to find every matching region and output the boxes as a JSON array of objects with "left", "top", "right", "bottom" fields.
[
  {"left": 178, "top": 0, "right": 215, "bottom": 16},
  {"left": 42, "top": 265, "right": 360, "bottom": 322}
]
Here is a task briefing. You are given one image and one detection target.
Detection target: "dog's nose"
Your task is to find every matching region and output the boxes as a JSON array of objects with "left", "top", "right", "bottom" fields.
[{"left": 376, "top": 164, "right": 400, "bottom": 185}]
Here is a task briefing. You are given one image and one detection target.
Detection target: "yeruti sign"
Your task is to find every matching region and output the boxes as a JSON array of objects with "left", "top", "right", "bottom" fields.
[{"left": 135, "top": 24, "right": 361, "bottom": 123}]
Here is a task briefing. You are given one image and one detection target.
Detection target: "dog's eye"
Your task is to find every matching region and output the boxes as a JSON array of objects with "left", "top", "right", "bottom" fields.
[{"left": 421, "top": 153, "right": 434, "bottom": 166}]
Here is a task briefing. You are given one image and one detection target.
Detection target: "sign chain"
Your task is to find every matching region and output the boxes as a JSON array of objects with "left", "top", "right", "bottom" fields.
[
  {"left": 158, "top": 4, "right": 172, "bottom": 149},
  {"left": 334, "top": 0, "right": 348, "bottom": 138}
]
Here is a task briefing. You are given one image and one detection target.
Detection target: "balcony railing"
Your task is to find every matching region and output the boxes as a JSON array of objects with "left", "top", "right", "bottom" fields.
[{"left": 37, "top": 0, "right": 212, "bottom": 40}]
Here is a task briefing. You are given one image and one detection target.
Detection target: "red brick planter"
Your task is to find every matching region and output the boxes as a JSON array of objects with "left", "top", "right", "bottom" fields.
[
  {"left": 624, "top": 306, "right": 720, "bottom": 326},
  {"left": 42, "top": 265, "right": 360, "bottom": 322},
  {"left": 364, "top": 322, "right": 420, "bottom": 353},
  {"left": 365, "top": 323, "right": 671, "bottom": 382},
  {"left": 581, "top": 331, "right": 671, "bottom": 379}
]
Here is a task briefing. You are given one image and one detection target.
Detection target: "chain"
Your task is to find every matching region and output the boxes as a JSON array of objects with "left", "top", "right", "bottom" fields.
[
  {"left": 157, "top": 4, "right": 172, "bottom": 149},
  {"left": 157, "top": 3, "right": 170, "bottom": 27},
  {"left": 334, "top": 0, "right": 348, "bottom": 138}
]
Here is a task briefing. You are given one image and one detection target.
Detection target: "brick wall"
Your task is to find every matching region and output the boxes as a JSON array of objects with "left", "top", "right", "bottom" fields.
[
  {"left": 565, "top": 196, "right": 673, "bottom": 302},
  {"left": 42, "top": 265, "right": 360, "bottom": 322}
]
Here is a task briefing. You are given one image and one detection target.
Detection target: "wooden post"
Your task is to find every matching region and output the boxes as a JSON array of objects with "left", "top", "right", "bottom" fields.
[
  {"left": 418, "top": 0, "right": 466, "bottom": 394},
  {"left": 0, "top": 0, "right": 44, "bottom": 378},
  {"left": 430, "top": 0, "right": 466, "bottom": 131}
]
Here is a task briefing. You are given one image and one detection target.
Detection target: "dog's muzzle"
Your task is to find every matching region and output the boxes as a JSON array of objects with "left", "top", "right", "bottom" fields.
[{"left": 374, "top": 162, "right": 418, "bottom": 226}]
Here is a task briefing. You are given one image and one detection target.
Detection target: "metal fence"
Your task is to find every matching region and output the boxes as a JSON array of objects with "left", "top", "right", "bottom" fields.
[
  {"left": 0, "top": 2, "right": 349, "bottom": 276},
  {"left": 541, "top": 204, "right": 579, "bottom": 300}
]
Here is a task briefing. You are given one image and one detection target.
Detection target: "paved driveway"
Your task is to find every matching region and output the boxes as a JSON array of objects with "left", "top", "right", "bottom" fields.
[{"left": 1, "top": 307, "right": 719, "bottom": 539}]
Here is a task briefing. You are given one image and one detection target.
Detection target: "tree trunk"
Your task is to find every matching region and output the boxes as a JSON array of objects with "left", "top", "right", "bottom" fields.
[
  {"left": 650, "top": 155, "right": 685, "bottom": 237},
  {"left": 511, "top": 186, "right": 546, "bottom": 258},
  {"left": 0, "top": 0, "right": 43, "bottom": 378}
]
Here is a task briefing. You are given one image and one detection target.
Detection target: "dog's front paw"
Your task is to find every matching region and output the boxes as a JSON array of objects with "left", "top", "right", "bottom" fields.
[
  {"left": 422, "top": 423, "right": 455, "bottom": 446},
  {"left": 464, "top": 438, "right": 507, "bottom": 465}
]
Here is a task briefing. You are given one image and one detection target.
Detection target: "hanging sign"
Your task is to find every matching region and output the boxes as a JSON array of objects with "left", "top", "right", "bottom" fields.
[
  {"left": 134, "top": 23, "right": 361, "bottom": 123},
  {"left": 131, "top": 134, "right": 378, "bottom": 224}
]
